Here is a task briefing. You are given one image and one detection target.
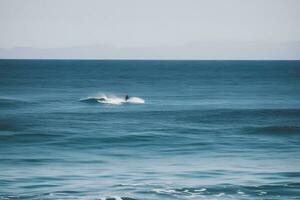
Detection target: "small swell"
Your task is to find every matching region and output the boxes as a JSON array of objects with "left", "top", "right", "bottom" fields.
[
  {"left": 151, "top": 182, "right": 300, "bottom": 198},
  {"left": 260, "top": 125, "right": 300, "bottom": 133},
  {"left": 0, "top": 97, "right": 29, "bottom": 108},
  {"left": 0, "top": 121, "right": 18, "bottom": 131},
  {"left": 0, "top": 133, "right": 60, "bottom": 143},
  {"left": 248, "top": 125, "right": 300, "bottom": 135},
  {"left": 79, "top": 96, "right": 99, "bottom": 104}
]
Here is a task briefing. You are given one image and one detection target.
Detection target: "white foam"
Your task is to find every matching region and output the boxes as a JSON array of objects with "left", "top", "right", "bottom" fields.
[
  {"left": 195, "top": 188, "right": 207, "bottom": 192},
  {"left": 97, "top": 94, "right": 125, "bottom": 105},
  {"left": 99, "top": 196, "right": 123, "bottom": 200},
  {"left": 216, "top": 192, "right": 225, "bottom": 197},
  {"left": 126, "top": 97, "right": 145, "bottom": 104},
  {"left": 152, "top": 188, "right": 178, "bottom": 194},
  {"left": 82, "top": 93, "right": 145, "bottom": 105}
]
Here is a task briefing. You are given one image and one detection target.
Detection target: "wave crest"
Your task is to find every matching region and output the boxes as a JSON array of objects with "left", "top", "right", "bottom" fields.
[{"left": 80, "top": 94, "right": 145, "bottom": 105}]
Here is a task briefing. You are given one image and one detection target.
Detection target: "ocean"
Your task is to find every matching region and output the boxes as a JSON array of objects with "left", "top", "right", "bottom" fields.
[{"left": 0, "top": 60, "right": 300, "bottom": 200}]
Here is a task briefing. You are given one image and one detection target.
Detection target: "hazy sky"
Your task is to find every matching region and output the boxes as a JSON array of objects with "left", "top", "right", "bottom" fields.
[{"left": 0, "top": 0, "right": 300, "bottom": 59}]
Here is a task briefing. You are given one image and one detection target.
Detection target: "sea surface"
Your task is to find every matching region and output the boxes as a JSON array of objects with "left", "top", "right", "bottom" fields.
[{"left": 0, "top": 60, "right": 300, "bottom": 200}]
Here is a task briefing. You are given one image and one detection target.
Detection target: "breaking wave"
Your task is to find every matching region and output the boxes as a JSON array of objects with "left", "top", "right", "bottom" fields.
[{"left": 80, "top": 94, "right": 145, "bottom": 105}]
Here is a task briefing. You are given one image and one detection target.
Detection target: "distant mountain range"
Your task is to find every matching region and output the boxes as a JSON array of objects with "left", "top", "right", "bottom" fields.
[{"left": 0, "top": 41, "right": 299, "bottom": 60}]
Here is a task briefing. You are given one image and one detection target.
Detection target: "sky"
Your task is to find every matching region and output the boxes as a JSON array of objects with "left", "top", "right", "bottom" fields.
[{"left": 0, "top": 0, "right": 299, "bottom": 59}]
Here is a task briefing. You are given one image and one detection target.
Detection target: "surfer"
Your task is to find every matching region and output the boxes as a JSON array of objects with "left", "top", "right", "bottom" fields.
[{"left": 125, "top": 95, "right": 129, "bottom": 101}]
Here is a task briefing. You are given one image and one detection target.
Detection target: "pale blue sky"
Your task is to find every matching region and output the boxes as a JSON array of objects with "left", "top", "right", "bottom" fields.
[{"left": 0, "top": 0, "right": 299, "bottom": 59}]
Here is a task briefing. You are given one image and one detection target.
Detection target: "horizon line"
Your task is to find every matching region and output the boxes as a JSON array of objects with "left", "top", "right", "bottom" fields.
[{"left": 0, "top": 58, "right": 299, "bottom": 61}]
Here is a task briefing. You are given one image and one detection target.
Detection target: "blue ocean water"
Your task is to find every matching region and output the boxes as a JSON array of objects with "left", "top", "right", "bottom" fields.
[{"left": 0, "top": 60, "right": 300, "bottom": 200}]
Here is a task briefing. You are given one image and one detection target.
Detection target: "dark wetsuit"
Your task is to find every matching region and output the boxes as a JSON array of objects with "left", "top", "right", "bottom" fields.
[{"left": 125, "top": 95, "right": 129, "bottom": 101}]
